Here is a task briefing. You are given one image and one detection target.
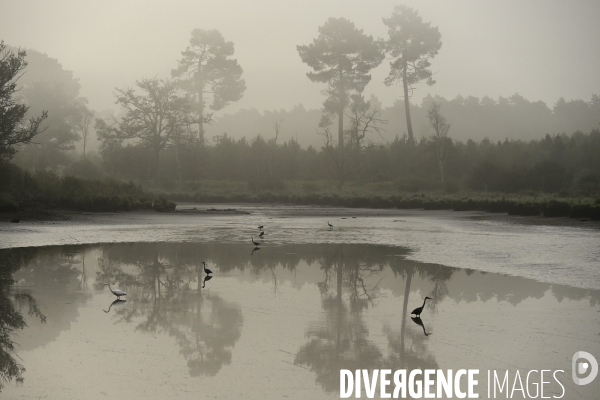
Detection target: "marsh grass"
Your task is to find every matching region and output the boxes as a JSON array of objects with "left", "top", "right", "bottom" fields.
[{"left": 158, "top": 179, "right": 600, "bottom": 219}]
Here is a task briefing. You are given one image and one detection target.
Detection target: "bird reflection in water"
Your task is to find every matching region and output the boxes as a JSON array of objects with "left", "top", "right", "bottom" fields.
[
  {"left": 103, "top": 299, "right": 127, "bottom": 313},
  {"left": 202, "top": 274, "right": 213, "bottom": 288},
  {"left": 250, "top": 246, "right": 261, "bottom": 256},
  {"left": 411, "top": 316, "right": 432, "bottom": 336}
]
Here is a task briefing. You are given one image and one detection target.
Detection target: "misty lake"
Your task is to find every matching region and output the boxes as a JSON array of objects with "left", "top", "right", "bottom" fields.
[{"left": 0, "top": 206, "right": 599, "bottom": 399}]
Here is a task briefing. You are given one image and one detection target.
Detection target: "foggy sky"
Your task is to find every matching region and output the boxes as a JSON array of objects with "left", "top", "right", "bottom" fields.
[{"left": 1, "top": 0, "right": 599, "bottom": 115}]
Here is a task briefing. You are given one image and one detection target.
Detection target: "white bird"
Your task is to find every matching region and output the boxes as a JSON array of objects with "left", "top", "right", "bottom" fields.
[{"left": 104, "top": 283, "right": 127, "bottom": 299}]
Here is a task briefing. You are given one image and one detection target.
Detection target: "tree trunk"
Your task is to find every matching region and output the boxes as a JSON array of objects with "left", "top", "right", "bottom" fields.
[
  {"left": 336, "top": 258, "right": 343, "bottom": 354},
  {"left": 198, "top": 89, "right": 205, "bottom": 144},
  {"left": 338, "top": 68, "right": 344, "bottom": 150},
  {"left": 400, "top": 267, "right": 413, "bottom": 368},
  {"left": 175, "top": 142, "right": 183, "bottom": 190},
  {"left": 154, "top": 150, "right": 160, "bottom": 182},
  {"left": 402, "top": 59, "right": 414, "bottom": 143}
]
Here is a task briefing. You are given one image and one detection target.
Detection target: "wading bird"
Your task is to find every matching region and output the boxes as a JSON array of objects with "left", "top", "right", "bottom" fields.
[
  {"left": 202, "top": 261, "right": 212, "bottom": 275},
  {"left": 410, "top": 297, "right": 431, "bottom": 317},
  {"left": 103, "top": 283, "right": 127, "bottom": 300},
  {"left": 258, "top": 225, "right": 264, "bottom": 229},
  {"left": 259, "top": 231, "right": 264, "bottom": 237},
  {"left": 328, "top": 222, "right": 333, "bottom": 228},
  {"left": 251, "top": 237, "right": 261, "bottom": 246}
]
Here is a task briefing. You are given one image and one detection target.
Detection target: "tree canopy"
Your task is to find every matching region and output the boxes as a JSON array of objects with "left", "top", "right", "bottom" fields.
[
  {"left": 172, "top": 29, "right": 246, "bottom": 143},
  {"left": 297, "top": 17, "right": 384, "bottom": 148},
  {"left": 383, "top": 5, "right": 442, "bottom": 142},
  {"left": 96, "top": 78, "right": 191, "bottom": 181},
  {"left": 8, "top": 45, "right": 85, "bottom": 169},
  {"left": 0, "top": 42, "right": 47, "bottom": 161}
]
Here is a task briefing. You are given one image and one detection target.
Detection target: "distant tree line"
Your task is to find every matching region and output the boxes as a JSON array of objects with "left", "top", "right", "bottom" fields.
[
  {"left": 2, "top": 5, "right": 600, "bottom": 202},
  {"left": 96, "top": 126, "right": 600, "bottom": 197}
]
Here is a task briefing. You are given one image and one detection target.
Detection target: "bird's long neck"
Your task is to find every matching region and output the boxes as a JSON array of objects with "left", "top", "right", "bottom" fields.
[{"left": 422, "top": 298, "right": 428, "bottom": 308}]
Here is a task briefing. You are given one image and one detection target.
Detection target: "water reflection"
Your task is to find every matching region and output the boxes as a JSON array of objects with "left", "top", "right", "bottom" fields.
[
  {"left": 202, "top": 275, "right": 213, "bottom": 288},
  {"left": 294, "top": 247, "right": 384, "bottom": 391},
  {"left": 103, "top": 299, "right": 126, "bottom": 313},
  {"left": 0, "top": 249, "right": 49, "bottom": 389},
  {"left": 411, "top": 317, "right": 432, "bottom": 337},
  {"left": 96, "top": 247, "right": 242, "bottom": 377},
  {"left": 1, "top": 242, "right": 599, "bottom": 395}
]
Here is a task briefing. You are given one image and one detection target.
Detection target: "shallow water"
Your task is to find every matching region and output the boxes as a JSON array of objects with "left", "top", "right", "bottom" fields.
[
  {"left": 1, "top": 205, "right": 599, "bottom": 289},
  {"left": 1, "top": 242, "right": 599, "bottom": 399}
]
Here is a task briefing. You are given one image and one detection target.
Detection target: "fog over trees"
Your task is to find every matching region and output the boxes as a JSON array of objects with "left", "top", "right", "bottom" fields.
[{"left": 1, "top": 3, "right": 600, "bottom": 207}]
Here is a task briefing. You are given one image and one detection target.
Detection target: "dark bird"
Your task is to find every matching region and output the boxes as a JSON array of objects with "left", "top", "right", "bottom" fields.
[
  {"left": 259, "top": 231, "right": 264, "bottom": 237},
  {"left": 411, "top": 316, "right": 432, "bottom": 336},
  {"left": 202, "top": 261, "right": 212, "bottom": 275},
  {"left": 251, "top": 237, "right": 261, "bottom": 246},
  {"left": 10, "top": 218, "right": 19, "bottom": 223},
  {"left": 328, "top": 222, "right": 333, "bottom": 228},
  {"left": 202, "top": 275, "right": 213, "bottom": 288},
  {"left": 258, "top": 225, "right": 264, "bottom": 229},
  {"left": 410, "top": 297, "right": 431, "bottom": 317}
]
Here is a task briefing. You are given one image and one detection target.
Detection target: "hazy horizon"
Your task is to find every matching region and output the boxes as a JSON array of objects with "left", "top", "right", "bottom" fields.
[{"left": 2, "top": 0, "right": 599, "bottom": 116}]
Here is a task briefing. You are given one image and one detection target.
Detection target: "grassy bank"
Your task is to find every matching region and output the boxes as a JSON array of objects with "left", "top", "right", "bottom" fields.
[
  {"left": 0, "top": 163, "right": 175, "bottom": 214},
  {"left": 157, "top": 180, "right": 600, "bottom": 220}
]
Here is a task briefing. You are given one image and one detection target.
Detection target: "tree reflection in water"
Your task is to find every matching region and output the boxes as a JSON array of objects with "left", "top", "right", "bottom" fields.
[
  {"left": 3, "top": 242, "right": 599, "bottom": 393},
  {"left": 294, "top": 248, "right": 459, "bottom": 392},
  {"left": 294, "top": 247, "right": 389, "bottom": 392},
  {"left": 96, "top": 247, "right": 243, "bottom": 377},
  {"left": 0, "top": 250, "right": 47, "bottom": 390}
]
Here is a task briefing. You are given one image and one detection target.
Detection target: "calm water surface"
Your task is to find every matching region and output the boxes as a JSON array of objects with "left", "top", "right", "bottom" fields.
[{"left": 1, "top": 242, "right": 598, "bottom": 399}]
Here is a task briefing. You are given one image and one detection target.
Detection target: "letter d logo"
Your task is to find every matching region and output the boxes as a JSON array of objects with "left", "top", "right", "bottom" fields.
[{"left": 572, "top": 351, "right": 598, "bottom": 385}]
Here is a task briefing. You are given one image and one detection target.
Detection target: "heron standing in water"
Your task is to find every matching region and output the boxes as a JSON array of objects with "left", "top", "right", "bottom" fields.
[
  {"left": 251, "top": 237, "right": 261, "bottom": 246},
  {"left": 103, "top": 283, "right": 127, "bottom": 300},
  {"left": 410, "top": 297, "right": 431, "bottom": 317},
  {"left": 328, "top": 222, "right": 333, "bottom": 228},
  {"left": 202, "top": 261, "right": 212, "bottom": 275}
]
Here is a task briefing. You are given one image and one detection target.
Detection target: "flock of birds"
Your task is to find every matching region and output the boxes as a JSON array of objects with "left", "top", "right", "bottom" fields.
[{"left": 102, "top": 220, "right": 433, "bottom": 334}]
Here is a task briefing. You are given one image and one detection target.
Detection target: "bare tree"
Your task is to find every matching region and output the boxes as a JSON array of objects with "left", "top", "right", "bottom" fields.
[
  {"left": 346, "top": 95, "right": 387, "bottom": 149},
  {"left": 74, "top": 103, "right": 94, "bottom": 161},
  {"left": 268, "top": 119, "right": 283, "bottom": 180},
  {"left": 427, "top": 102, "right": 450, "bottom": 183}
]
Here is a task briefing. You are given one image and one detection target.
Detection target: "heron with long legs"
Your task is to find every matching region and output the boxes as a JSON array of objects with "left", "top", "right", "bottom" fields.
[
  {"left": 202, "top": 261, "right": 212, "bottom": 275},
  {"left": 251, "top": 237, "right": 261, "bottom": 246},
  {"left": 410, "top": 297, "right": 431, "bottom": 317},
  {"left": 103, "top": 283, "right": 127, "bottom": 300}
]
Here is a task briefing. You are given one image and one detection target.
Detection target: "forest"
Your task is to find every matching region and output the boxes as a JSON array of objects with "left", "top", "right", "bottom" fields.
[{"left": 1, "top": 6, "right": 599, "bottom": 216}]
